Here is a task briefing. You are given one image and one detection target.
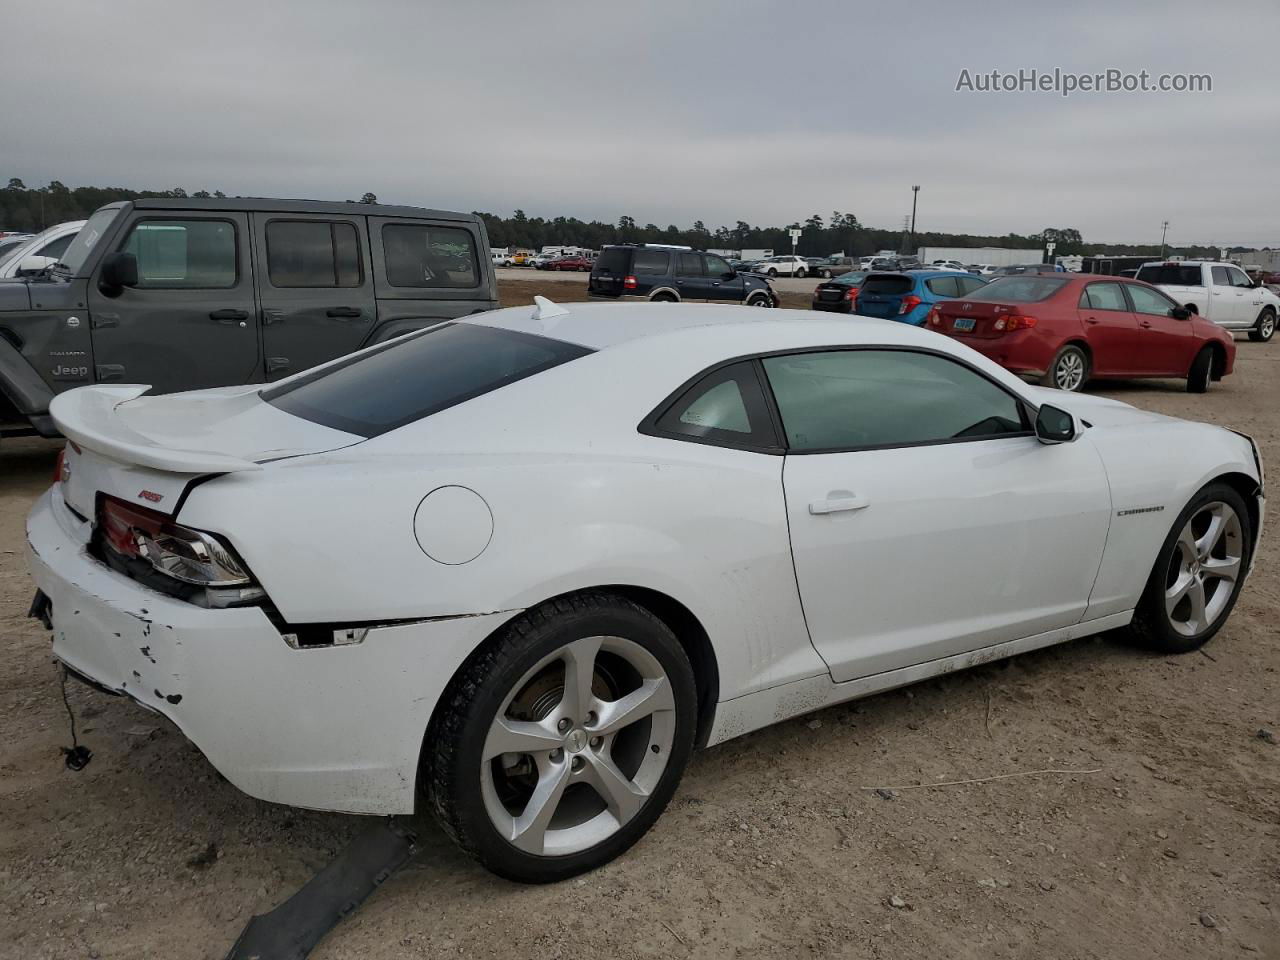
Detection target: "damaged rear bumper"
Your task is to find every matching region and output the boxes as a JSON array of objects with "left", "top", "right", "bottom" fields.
[{"left": 26, "top": 486, "right": 516, "bottom": 815}]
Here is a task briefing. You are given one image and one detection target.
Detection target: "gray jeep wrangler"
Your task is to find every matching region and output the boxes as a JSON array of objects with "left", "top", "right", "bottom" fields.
[{"left": 0, "top": 197, "right": 498, "bottom": 438}]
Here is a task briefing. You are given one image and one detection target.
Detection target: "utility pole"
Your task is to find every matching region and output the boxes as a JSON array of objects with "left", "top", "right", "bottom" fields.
[
  {"left": 909, "top": 185, "right": 920, "bottom": 251},
  {"left": 900, "top": 216, "right": 911, "bottom": 255},
  {"left": 1160, "top": 220, "right": 1169, "bottom": 258}
]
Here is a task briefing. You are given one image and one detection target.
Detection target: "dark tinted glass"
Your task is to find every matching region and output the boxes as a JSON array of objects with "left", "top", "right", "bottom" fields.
[
  {"left": 595, "top": 248, "right": 629, "bottom": 273},
  {"left": 926, "top": 276, "right": 959, "bottom": 297},
  {"left": 1135, "top": 264, "right": 1202, "bottom": 286},
  {"left": 1210, "top": 266, "right": 1231, "bottom": 284},
  {"left": 267, "top": 221, "right": 362, "bottom": 288},
  {"left": 860, "top": 275, "right": 913, "bottom": 295},
  {"left": 762, "top": 349, "right": 1026, "bottom": 452},
  {"left": 123, "top": 219, "right": 237, "bottom": 288},
  {"left": 677, "top": 253, "right": 703, "bottom": 277},
  {"left": 633, "top": 250, "right": 671, "bottom": 274},
  {"left": 264, "top": 323, "right": 591, "bottom": 437},
  {"left": 971, "top": 276, "right": 1067, "bottom": 302},
  {"left": 382, "top": 224, "right": 479, "bottom": 288}
]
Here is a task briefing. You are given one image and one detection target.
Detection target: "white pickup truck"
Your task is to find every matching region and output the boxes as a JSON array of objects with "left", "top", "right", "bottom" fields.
[{"left": 1135, "top": 260, "right": 1278, "bottom": 342}]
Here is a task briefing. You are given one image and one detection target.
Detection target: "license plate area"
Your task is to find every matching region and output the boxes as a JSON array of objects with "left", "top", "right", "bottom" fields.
[{"left": 953, "top": 317, "right": 976, "bottom": 332}]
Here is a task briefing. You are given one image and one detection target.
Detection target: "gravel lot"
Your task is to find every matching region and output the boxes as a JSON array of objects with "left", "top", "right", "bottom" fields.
[{"left": 1, "top": 284, "right": 1276, "bottom": 959}]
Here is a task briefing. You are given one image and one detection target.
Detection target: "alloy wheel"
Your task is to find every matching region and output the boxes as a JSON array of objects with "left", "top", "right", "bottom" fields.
[
  {"left": 1164, "top": 501, "right": 1243, "bottom": 637},
  {"left": 1261, "top": 314, "right": 1275, "bottom": 340},
  {"left": 480, "top": 636, "right": 676, "bottom": 857},
  {"left": 1054, "top": 351, "right": 1085, "bottom": 391}
]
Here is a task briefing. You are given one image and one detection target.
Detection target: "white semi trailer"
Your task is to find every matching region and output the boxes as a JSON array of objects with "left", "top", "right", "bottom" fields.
[{"left": 916, "top": 246, "right": 1044, "bottom": 268}]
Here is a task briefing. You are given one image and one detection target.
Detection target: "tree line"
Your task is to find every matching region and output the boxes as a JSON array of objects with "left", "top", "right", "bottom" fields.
[{"left": 1, "top": 178, "right": 1251, "bottom": 260}]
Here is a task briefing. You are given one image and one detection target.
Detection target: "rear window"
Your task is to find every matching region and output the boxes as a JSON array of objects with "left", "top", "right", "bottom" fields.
[
  {"left": 860, "top": 275, "right": 913, "bottom": 295},
  {"left": 594, "top": 248, "right": 630, "bottom": 273},
  {"left": 263, "top": 323, "right": 592, "bottom": 437},
  {"left": 965, "top": 276, "right": 1067, "bottom": 303},
  {"left": 1135, "top": 264, "right": 1202, "bottom": 286},
  {"left": 633, "top": 250, "right": 671, "bottom": 274}
]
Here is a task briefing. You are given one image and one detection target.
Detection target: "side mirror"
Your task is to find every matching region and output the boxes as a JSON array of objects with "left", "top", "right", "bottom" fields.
[
  {"left": 99, "top": 251, "right": 138, "bottom": 293},
  {"left": 1170, "top": 306, "right": 1191, "bottom": 320},
  {"left": 16, "top": 255, "right": 58, "bottom": 276},
  {"left": 1184, "top": 302, "right": 1199, "bottom": 316},
  {"left": 1035, "top": 404, "right": 1078, "bottom": 444}
]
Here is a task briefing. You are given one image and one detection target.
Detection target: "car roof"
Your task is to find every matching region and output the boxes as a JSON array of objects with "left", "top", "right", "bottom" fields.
[{"left": 124, "top": 197, "right": 480, "bottom": 222}]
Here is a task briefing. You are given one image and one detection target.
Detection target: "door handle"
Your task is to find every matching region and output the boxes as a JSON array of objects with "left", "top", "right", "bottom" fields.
[
  {"left": 1139, "top": 320, "right": 1153, "bottom": 328},
  {"left": 210, "top": 308, "right": 249, "bottom": 323},
  {"left": 326, "top": 306, "right": 364, "bottom": 319},
  {"left": 809, "top": 492, "right": 869, "bottom": 515},
  {"left": 1084, "top": 316, "right": 1099, "bottom": 324}
]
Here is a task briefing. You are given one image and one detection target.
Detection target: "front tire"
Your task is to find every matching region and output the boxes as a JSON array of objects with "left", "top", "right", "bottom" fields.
[
  {"left": 746, "top": 292, "right": 772, "bottom": 307},
  {"left": 1129, "top": 483, "right": 1251, "bottom": 653},
  {"left": 426, "top": 593, "right": 697, "bottom": 883},
  {"left": 1248, "top": 308, "right": 1275, "bottom": 342},
  {"left": 1042, "top": 344, "right": 1089, "bottom": 392},
  {"left": 1187, "top": 347, "right": 1214, "bottom": 393},
  {"left": 795, "top": 268, "right": 806, "bottom": 279},
  {"left": 767, "top": 268, "right": 778, "bottom": 277}
]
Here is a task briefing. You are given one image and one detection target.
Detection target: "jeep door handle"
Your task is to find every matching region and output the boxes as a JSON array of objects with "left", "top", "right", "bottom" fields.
[
  {"left": 210, "top": 309, "right": 249, "bottom": 323},
  {"left": 326, "top": 307, "right": 363, "bottom": 319},
  {"left": 809, "top": 492, "right": 870, "bottom": 515}
]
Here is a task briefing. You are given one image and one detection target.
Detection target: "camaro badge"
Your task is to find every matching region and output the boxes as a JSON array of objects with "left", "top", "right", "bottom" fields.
[{"left": 1116, "top": 506, "right": 1164, "bottom": 517}]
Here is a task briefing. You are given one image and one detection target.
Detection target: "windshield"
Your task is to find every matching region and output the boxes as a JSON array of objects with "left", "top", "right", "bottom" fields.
[
  {"left": 263, "top": 322, "right": 593, "bottom": 437},
  {"left": 57, "top": 208, "right": 121, "bottom": 275},
  {"left": 965, "top": 276, "right": 1067, "bottom": 302}
]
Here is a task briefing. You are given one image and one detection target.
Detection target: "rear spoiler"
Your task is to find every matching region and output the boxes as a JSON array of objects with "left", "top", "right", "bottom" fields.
[{"left": 49, "top": 385, "right": 262, "bottom": 474}]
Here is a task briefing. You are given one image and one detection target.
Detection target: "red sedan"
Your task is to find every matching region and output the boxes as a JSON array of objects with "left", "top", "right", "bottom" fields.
[
  {"left": 929, "top": 274, "right": 1235, "bottom": 393},
  {"left": 545, "top": 255, "right": 593, "bottom": 272}
]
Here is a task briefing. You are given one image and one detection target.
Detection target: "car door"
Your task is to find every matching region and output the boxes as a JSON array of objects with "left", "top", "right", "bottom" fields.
[
  {"left": 1225, "top": 265, "right": 1263, "bottom": 325},
  {"left": 703, "top": 253, "right": 746, "bottom": 303},
  {"left": 86, "top": 212, "right": 261, "bottom": 392},
  {"left": 1122, "top": 282, "right": 1195, "bottom": 374},
  {"left": 1077, "top": 281, "right": 1145, "bottom": 376},
  {"left": 764, "top": 347, "right": 1112, "bottom": 682},
  {"left": 1208, "top": 266, "right": 1242, "bottom": 326},
  {"left": 673, "top": 252, "right": 713, "bottom": 301},
  {"left": 252, "top": 213, "right": 376, "bottom": 381}
]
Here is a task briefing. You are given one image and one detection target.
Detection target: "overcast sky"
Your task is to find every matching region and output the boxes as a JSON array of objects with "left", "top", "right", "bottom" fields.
[{"left": 5, "top": 0, "right": 1278, "bottom": 247}]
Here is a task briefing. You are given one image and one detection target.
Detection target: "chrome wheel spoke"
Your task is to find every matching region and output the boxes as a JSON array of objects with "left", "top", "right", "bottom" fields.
[
  {"left": 582, "top": 753, "right": 649, "bottom": 824},
  {"left": 484, "top": 717, "right": 562, "bottom": 762},
  {"left": 559, "top": 636, "right": 603, "bottom": 720},
  {"left": 1165, "top": 572, "right": 1195, "bottom": 616},
  {"left": 1185, "top": 579, "right": 1208, "bottom": 631},
  {"left": 510, "top": 760, "right": 572, "bottom": 854},
  {"left": 592, "top": 678, "right": 674, "bottom": 736},
  {"left": 1195, "top": 505, "right": 1226, "bottom": 557}
]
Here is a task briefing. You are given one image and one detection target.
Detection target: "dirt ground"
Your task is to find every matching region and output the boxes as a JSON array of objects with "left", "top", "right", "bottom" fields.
[{"left": 1, "top": 284, "right": 1277, "bottom": 959}]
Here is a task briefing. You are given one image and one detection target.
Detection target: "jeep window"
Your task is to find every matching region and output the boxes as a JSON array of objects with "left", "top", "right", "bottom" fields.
[
  {"left": 59, "top": 207, "right": 121, "bottom": 275},
  {"left": 263, "top": 323, "right": 591, "bottom": 437},
  {"left": 633, "top": 250, "right": 671, "bottom": 274},
  {"left": 382, "top": 224, "right": 479, "bottom": 288},
  {"left": 121, "top": 219, "right": 237, "bottom": 289},
  {"left": 266, "top": 220, "right": 362, "bottom": 288}
]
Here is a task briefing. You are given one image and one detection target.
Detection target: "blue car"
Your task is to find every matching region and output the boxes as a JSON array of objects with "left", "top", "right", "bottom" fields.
[{"left": 854, "top": 270, "right": 988, "bottom": 325}]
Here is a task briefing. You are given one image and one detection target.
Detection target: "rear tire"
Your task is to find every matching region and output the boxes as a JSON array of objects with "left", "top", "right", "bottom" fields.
[
  {"left": 1128, "top": 483, "right": 1251, "bottom": 653},
  {"left": 796, "top": 268, "right": 806, "bottom": 279},
  {"left": 1187, "top": 347, "right": 1214, "bottom": 393},
  {"left": 650, "top": 292, "right": 678, "bottom": 303},
  {"left": 1042, "top": 344, "right": 1089, "bottom": 392},
  {"left": 425, "top": 593, "right": 697, "bottom": 883},
  {"left": 1248, "top": 308, "right": 1275, "bottom": 343},
  {"left": 767, "top": 268, "right": 778, "bottom": 277}
]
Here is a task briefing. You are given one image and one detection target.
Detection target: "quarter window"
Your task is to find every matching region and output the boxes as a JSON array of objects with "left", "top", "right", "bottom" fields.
[
  {"left": 382, "top": 224, "right": 479, "bottom": 288},
  {"left": 121, "top": 219, "right": 237, "bottom": 289},
  {"left": 1080, "top": 283, "right": 1128, "bottom": 311},
  {"left": 651, "top": 361, "right": 778, "bottom": 449},
  {"left": 762, "top": 349, "right": 1027, "bottom": 452},
  {"left": 266, "top": 220, "right": 362, "bottom": 288}
]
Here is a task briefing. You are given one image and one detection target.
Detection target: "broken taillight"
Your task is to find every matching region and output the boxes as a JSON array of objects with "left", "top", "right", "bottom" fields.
[{"left": 97, "top": 495, "right": 255, "bottom": 588}]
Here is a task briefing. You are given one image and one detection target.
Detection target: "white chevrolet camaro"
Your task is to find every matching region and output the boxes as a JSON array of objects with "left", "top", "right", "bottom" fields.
[{"left": 27, "top": 299, "right": 1263, "bottom": 882}]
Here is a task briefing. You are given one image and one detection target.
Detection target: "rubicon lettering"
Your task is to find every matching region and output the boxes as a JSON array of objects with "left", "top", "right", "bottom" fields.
[{"left": 955, "top": 68, "right": 1212, "bottom": 98}]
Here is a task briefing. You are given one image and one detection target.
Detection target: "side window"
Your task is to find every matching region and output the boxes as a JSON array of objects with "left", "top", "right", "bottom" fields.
[
  {"left": 649, "top": 361, "right": 778, "bottom": 450},
  {"left": 1210, "top": 266, "right": 1232, "bottom": 286},
  {"left": 120, "top": 219, "right": 237, "bottom": 289},
  {"left": 704, "top": 254, "right": 733, "bottom": 276},
  {"left": 1125, "top": 284, "right": 1177, "bottom": 316},
  {"left": 926, "top": 276, "right": 959, "bottom": 297},
  {"left": 958, "top": 276, "right": 987, "bottom": 296},
  {"left": 1080, "top": 283, "right": 1128, "bottom": 311},
  {"left": 676, "top": 253, "right": 703, "bottom": 277},
  {"left": 266, "top": 220, "right": 362, "bottom": 288},
  {"left": 382, "top": 224, "right": 479, "bottom": 288},
  {"left": 37, "top": 234, "right": 74, "bottom": 262},
  {"left": 633, "top": 250, "right": 671, "bottom": 274},
  {"left": 1226, "top": 266, "right": 1252, "bottom": 288},
  {"left": 762, "top": 349, "right": 1027, "bottom": 452}
]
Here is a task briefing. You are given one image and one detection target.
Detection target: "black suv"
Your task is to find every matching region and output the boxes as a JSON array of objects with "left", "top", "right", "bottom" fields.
[
  {"left": 0, "top": 198, "right": 497, "bottom": 439},
  {"left": 588, "top": 245, "right": 778, "bottom": 307}
]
